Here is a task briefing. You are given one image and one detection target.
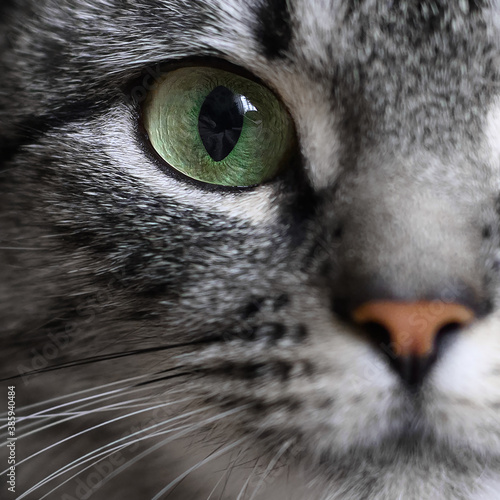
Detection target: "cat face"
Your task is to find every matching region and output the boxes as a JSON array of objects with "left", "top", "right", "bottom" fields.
[{"left": 1, "top": 1, "right": 500, "bottom": 499}]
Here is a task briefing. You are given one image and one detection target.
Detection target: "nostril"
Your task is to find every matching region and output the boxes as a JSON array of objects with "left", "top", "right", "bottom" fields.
[
  {"left": 434, "top": 321, "right": 463, "bottom": 352},
  {"left": 436, "top": 322, "right": 463, "bottom": 336},
  {"left": 361, "top": 321, "right": 392, "bottom": 349}
]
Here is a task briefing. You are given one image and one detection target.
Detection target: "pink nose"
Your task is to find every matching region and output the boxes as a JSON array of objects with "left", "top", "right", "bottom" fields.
[{"left": 352, "top": 300, "right": 475, "bottom": 357}]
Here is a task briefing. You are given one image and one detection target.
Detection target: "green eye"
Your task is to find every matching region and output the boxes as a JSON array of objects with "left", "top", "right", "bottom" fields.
[{"left": 143, "top": 66, "right": 296, "bottom": 187}]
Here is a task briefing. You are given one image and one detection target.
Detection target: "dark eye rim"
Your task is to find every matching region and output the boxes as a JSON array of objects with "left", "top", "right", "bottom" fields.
[
  {"left": 126, "top": 56, "right": 272, "bottom": 100},
  {"left": 130, "top": 56, "right": 299, "bottom": 193}
]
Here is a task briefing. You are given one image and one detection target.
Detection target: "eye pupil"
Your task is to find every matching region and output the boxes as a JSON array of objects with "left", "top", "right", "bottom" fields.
[{"left": 197, "top": 85, "right": 244, "bottom": 162}]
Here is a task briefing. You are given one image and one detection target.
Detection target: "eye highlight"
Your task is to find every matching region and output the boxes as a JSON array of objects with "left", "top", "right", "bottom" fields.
[{"left": 143, "top": 66, "right": 296, "bottom": 187}]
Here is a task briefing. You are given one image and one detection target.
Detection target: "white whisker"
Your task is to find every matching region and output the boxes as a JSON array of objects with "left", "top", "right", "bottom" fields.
[
  {"left": 28, "top": 421, "right": 196, "bottom": 499},
  {"left": 2, "top": 397, "right": 201, "bottom": 477},
  {"left": 23, "top": 405, "right": 246, "bottom": 500},
  {"left": 248, "top": 440, "right": 292, "bottom": 500},
  {"left": 209, "top": 447, "right": 245, "bottom": 500},
  {"left": 2, "top": 373, "right": 150, "bottom": 416},
  {"left": 2, "top": 394, "right": 151, "bottom": 442},
  {"left": 1, "top": 384, "right": 187, "bottom": 440},
  {"left": 70, "top": 405, "right": 251, "bottom": 500},
  {"left": 151, "top": 437, "right": 248, "bottom": 500},
  {"left": 236, "top": 462, "right": 260, "bottom": 500}
]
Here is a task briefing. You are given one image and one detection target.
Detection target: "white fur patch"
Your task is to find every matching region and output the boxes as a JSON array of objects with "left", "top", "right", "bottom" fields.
[{"left": 484, "top": 98, "right": 500, "bottom": 186}]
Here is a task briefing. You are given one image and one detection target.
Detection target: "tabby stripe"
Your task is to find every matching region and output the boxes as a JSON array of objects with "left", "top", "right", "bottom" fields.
[
  {"left": 254, "top": 0, "right": 293, "bottom": 60},
  {"left": 0, "top": 96, "right": 117, "bottom": 169}
]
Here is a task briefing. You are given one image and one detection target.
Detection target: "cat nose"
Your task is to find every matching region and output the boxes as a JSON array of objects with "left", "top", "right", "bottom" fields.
[{"left": 352, "top": 301, "right": 476, "bottom": 387}]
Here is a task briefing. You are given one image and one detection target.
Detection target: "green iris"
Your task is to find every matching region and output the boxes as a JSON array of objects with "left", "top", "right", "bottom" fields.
[{"left": 143, "top": 67, "right": 295, "bottom": 187}]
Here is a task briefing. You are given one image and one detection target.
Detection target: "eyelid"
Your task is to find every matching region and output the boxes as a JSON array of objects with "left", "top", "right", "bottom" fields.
[{"left": 127, "top": 57, "right": 272, "bottom": 107}]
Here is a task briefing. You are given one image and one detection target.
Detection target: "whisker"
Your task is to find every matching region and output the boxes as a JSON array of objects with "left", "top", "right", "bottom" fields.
[
  {"left": 70, "top": 405, "right": 251, "bottom": 500},
  {"left": 6, "top": 395, "right": 161, "bottom": 435},
  {"left": 1, "top": 396, "right": 201, "bottom": 476},
  {"left": 1, "top": 373, "right": 190, "bottom": 438},
  {"left": 17, "top": 404, "right": 214, "bottom": 499},
  {"left": 18, "top": 398, "right": 161, "bottom": 420},
  {"left": 0, "top": 388, "right": 128, "bottom": 429},
  {"left": 134, "top": 371, "right": 199, "bottom": 387},
  {"left": 15, "top": 407, "right": 150, "bottom": 418},
  {"left": 206, "top": 470, "right": 230, "bottom": 500},
  {"left": 248, "top": 441, "right": 292, "bottom": 500},
  {"left": 0, "top": 340, "right": 217, "bottom": 381},
  {"left": 151, "top": 437, "right": 249, "bottom": 500},
  {"left": 2, "top": 374, "right": 152, "bottom": 415},
  {"left": 236, "top": 463, "right": 259, "bottom": 500},
  {"left": 16, "top": 381, "right": 179, "bottom": 423},
  {"left": 30, "top": 422, "right": 195, "bottom": 500},
  {"left": 1, "top": 397, "right": 139, "bottom": 440},
  {"left": 1, "top": 385, "right": 182, "bottom": 441},
  {"left": 214, "top": 447, "right": 246, "bottom": 500},
  {"left": 26, "top": 405, "right": 246, "bottom": 500}
]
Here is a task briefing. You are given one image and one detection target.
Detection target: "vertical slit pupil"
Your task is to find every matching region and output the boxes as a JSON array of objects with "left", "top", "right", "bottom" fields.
[{"left": 198, "top": 86, "right": 245, "bottom": 162}]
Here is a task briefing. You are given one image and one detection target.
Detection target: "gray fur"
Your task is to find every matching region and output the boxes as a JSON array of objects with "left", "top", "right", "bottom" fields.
[{"left": 1, "top": 1, "right": 500, "bottom": 499}]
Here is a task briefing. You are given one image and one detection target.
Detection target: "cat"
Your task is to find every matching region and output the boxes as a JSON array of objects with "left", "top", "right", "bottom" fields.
[{"left": 1, "top": 0, "right": 500, "bottom": 498}]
